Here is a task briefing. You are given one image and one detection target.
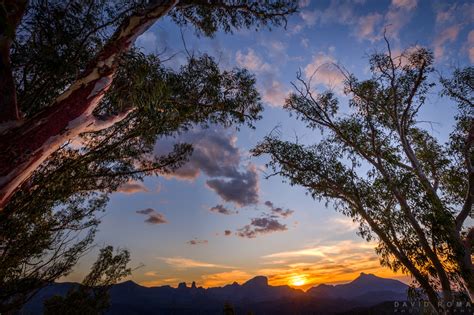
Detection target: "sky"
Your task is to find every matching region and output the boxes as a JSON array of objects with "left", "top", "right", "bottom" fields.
[{"left": 64, "top": 0, "right": 473, "bottom": 291}]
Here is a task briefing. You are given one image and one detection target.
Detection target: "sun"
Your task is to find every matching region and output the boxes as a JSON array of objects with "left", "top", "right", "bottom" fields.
[{"left": 289, "top": 275, "right": 307, "bottom": 287}]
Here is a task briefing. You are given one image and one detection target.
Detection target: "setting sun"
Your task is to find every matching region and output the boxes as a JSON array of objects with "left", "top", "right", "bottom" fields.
[{"left": 289, "top": 275, "right": 307, "bottom": 287}]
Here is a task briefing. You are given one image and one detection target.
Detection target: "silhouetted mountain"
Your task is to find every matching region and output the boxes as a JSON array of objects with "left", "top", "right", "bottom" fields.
[
  {"left": 20, "top": 273, "right": 409, "bottom": 315},
  {"left": 308, "top": 272, "right": 408, "bottom": 303}
]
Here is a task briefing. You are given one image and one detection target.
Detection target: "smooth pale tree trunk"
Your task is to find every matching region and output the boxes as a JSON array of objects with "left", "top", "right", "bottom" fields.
[{"left": 0, "top": 0, "right": 178, "bottom": 210}]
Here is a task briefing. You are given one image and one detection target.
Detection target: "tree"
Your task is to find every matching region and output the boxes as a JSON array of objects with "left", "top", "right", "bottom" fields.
[
  {"left": 43, "top": 246, "right": 131, "bottom": 315},
  {"left": 253, "top": 44, "right": 473, "bottom": 310},
  {"left": 223, "top": 302, "right": 235, "bottom": 315},
  {"left": 0, "top": 0, "right": 297, "bottom": 209},
  {"left": 0, "top": 0, "right": 297, "bottom": 312}
]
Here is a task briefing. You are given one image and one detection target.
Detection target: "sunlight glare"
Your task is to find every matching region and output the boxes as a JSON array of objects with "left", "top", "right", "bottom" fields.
[{"left": 289, "top": 275, "right": 307, "bottom": 287}]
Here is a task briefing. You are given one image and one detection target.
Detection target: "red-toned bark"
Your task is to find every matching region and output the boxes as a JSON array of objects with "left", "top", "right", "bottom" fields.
[{"left": 0, "top": 0, "right": 178, "bottom": 209}]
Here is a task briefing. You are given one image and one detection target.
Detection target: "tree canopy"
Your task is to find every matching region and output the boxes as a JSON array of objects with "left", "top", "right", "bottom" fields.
[
  {"left": 253, "top": 44, "right": 473, "bottom": 308},
  {"left": 0, "top": 0, "right": 297, "bottom": 312}
]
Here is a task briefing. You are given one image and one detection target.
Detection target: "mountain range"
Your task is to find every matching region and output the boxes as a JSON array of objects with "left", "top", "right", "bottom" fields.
[{"left": 20, "top": 273, "right": 409, "bottom": 315}]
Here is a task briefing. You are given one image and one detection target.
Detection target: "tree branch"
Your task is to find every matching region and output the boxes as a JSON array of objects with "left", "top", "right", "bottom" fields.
[{"left": 0, "top": 0, "right": 28, "bottom": 122}]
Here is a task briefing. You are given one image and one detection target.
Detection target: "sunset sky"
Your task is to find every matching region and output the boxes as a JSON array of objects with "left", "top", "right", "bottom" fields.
[{"left": 64, "top": 0, "right": 473, "bottom": 291}]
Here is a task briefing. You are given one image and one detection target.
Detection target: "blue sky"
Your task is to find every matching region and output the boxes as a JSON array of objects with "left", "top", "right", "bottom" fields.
[{"left": 65, "top": 0, "right": 473, "bottom": 290}]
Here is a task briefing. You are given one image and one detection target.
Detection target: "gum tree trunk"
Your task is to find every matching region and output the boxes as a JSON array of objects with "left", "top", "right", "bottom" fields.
[{"left": 0, "top": 0, "right": 178, "bottom": 210}]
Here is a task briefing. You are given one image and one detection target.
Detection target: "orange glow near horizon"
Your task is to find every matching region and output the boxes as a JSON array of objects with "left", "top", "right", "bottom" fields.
[
  {"left": 136, "top": 240, "right": 412, "bottom": 290},
  {"left": 288, "top": 274, "right": 308, "bottom": 287}
]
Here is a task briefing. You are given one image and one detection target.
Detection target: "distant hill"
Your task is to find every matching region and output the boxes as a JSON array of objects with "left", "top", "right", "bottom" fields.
[
  {"left": 20, "top": 273, "right": 409, "bottom": 315},
  {"left": 308, "top": 272, "right": 408, "bottom": 302}
]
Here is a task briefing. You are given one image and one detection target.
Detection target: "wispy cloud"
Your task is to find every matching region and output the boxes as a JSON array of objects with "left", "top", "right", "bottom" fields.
[
  {"left": 259, "top": 240, "right": 404, "bottom": 289},
  {"left": 159, "top": 257, "right": 235, "bottom": 269},
  {"left": 391, "top": 0, "right": 417, "bottom": 11},
  {"left": 117, "top": 180, "right": 149, "bottom": 194},
  {"left": 236, "top": 48, "right": 271, "bottom": 73},
  {"left": 433, "top": 24, "right": 461, "bottom": 60},
  {"left": 304, "top": 52, "right": 345, "bottom": 92},
  {"left": 263, "top": 240, "right": 375, "bottom": 259},
  {"left": 201, "top": 270, "right": 254, "bottom": 287},
  {"left": 468, "top": 30, "right": 474, "bottom": 63}
]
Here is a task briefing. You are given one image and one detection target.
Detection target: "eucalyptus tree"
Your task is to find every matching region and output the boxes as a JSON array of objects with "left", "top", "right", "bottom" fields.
[
  {"left": 0, "top": 0, "right": 297, "bottom": 209},
  {"left": 0, "top": 0, "right": 297, "bottom": 312},
  {"left": 43, "top": 246, "right": 131, "bottom": 315},
  {"left": 253, "top": 45, "right": 473, "bottom": 309}
]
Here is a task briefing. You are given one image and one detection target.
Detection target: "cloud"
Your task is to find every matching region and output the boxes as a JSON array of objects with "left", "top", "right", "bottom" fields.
[
  {"left": 136, "top": 208, "right": 168, "bottom": 225},
  {"left": 298, "top": 0, "right": 311, "bottom": 8},
  {"left": 206, "top": 164, "right": 259, "bottom": 207},
  {"left": 304, "top": 53, "right": 345, "bottom": 91},
  {"left": 156, "top": 129, "right": 241, "bottom": 181},
  {"left": 261, "top": 79, "right": 290, "bottom": 107},
  {"left": 301, "top": 38, "right": 310, "bottom": 48},
  {"left": 263, "top": 240, "right": 374, "bottom": 259},
  {"left": 297, "top": 0, "right": 416, "bottom": 41},
  {"left": 300, "top": 10, "right": 320, "bottom": 26},
  {"left": 259, "top": 240, "right": 405, "bottom": 289},
  {"left": 264, "top": 201, "right": 294, "bottom": 218},
  {"left": 237, "top": 214, "right": 287, "bottom": 238},
  {"left": 435, "top": 3, "right": 473, "bottom": 25},
  {"left": 236, "top": 49, "right": 289, "bottom": 107},
  {"left": 160, "top": 257, "right": 234, "bottom": 269},
  {"left": 433, "top": 24, "right": 461, "bottom": 59},
  {"left": 235, "top": 48, "right": 271, "bottom": 73},
  {"left": 468, "top": 30, "right": 474, "bottom": 63},
  {"left": 209, "top": 204, "right": 235, "bottom": 215},
  {"left": 383, "top": 8, "right": 412, "bottom": 40},
  {"left": 156, "top": 128, "right": 260, "bottom": 208},
  {"left": 201, "top": 270, "right": 254, "bottom": 287},
  {"left": 391, "top": 0, "right": 417, "bottom": 11},
  {"left": 117, "top": 180, "right": 149, "bottom": 194},
  {"left": 136, "top": 31, "right": 157, "bottom": 53},
  {"left": 356, "top": 13, "right": 383, "bottom": 41},
  {"left": 187, "top": 238, "right": 209, "bottom": 245},
  {"left": 224, "top": 230, "right": 232, "bottom": 236},
  {"left": 329, "top": 216, "right": 359, "bottom": 231}
]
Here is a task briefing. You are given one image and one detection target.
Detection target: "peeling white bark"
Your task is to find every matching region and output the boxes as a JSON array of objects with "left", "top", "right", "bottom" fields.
[{"left": 0, "top": 0, "right": 178, "bottom": 209}]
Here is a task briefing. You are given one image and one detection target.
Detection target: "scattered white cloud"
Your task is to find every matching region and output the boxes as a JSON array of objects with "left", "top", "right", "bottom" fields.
[
  {"left": 304, "top": 53, "right": 345, "bottom": 91},
  {"left": 356, "top": 13, "right": 383, "bottom": 42},
  {"left": 236, "top": 49, "right": 289, "bottom": 107},
  {"left": 301, "top": 38, "right": 310, "bottom": 48},
  {"left": 261, "top": 79, "right": 290, "bottom": 107},
  {"left": 136, "top": 31, "right": 158, "bottom": 52},
  {"left": 391, "top": 0, "right": 417, "bottom": 11},
  {"left": 235, "top": 48, "right": 271, "bottom": 73},
  {"left": 468, "top": 30, "right": 474, "bottom": 63},
  {"left": 433, "top": 24, "right": 461, "bottom": 60},
  {"left": 298, "top": 0, "right": 311, "bottom": 8}
]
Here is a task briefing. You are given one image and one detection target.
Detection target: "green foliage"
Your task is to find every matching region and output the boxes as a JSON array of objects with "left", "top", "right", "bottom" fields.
[
  {"left": 1, "top": 0, "right": 297, "bottom": 313},
  {"left": 171, "top": 1, "right": 298, "bottom": 37},
  {"left": 253, "top": 45, "right": 473, "bottom": 304},
  {"left": 43, "top": 246, "right": 131, "bottom": 315}
]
